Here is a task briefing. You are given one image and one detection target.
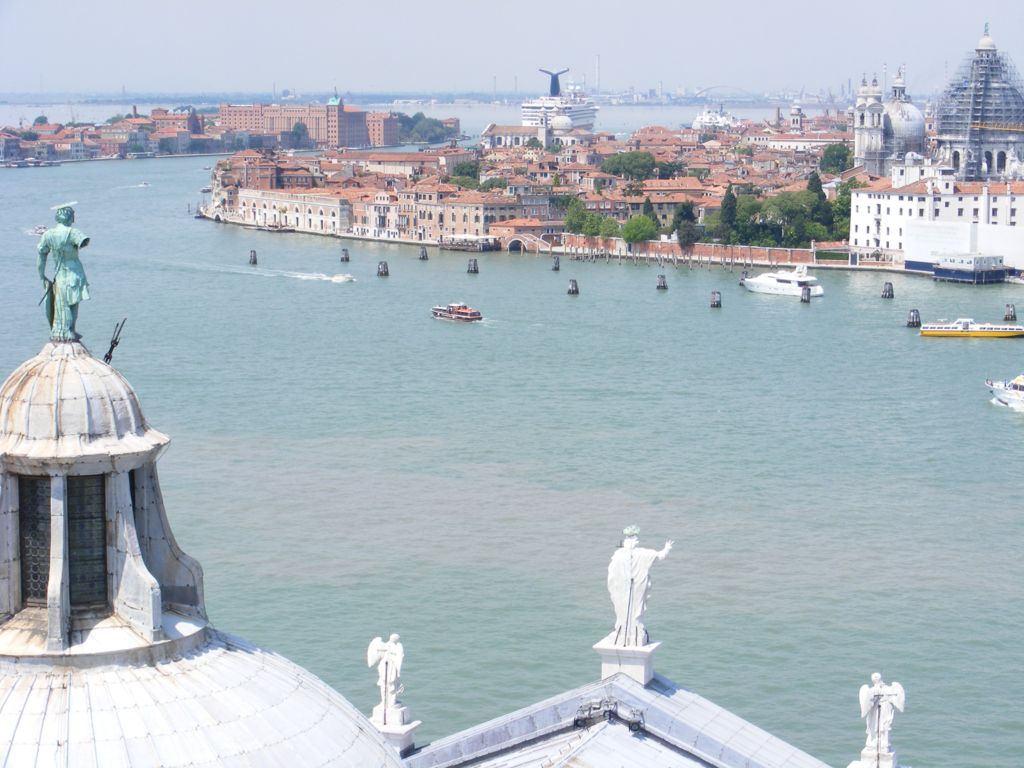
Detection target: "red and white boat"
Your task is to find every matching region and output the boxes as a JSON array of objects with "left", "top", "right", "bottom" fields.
[{"left": 431, "top": 302, "right": 482, "bottom": 322}]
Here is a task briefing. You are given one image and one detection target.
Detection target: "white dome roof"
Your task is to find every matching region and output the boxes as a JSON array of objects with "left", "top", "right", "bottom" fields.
[
  {"left": 885, "top": 99, "right": 926, "bottom": 139},
  {"left": 978, "top": 33, "right": 996, "bottom": 51},
  {"left": 551, "top": 115, "right": 573, "bottom": 132},
  {"left": 0, "top": 341, "right": 168, "bottom": 471},
  {"left": 0, "top": 629, "right": 403, "bottom": 768}
]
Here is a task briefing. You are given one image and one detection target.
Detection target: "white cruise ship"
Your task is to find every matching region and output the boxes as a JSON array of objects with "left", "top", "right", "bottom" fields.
[
  {"left": 691, "top": 105, "right": 739, "bottom": 131},
  {"left": 521, "top": 68, "right": 598, "bottom": 131}
]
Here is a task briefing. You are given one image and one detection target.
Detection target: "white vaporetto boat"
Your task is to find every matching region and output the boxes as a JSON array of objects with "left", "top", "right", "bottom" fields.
[
  {"left": 986, "top": 374, "right": 1024, "bottom": 408},
  {"left": 740, "top": 264, "right": 823, "bottom": 297}
]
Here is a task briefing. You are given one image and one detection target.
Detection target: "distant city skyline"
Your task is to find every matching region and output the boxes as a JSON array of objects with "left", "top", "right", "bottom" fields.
[{"left": 2, "top": 1, "right": 1022, "bottom": 98}]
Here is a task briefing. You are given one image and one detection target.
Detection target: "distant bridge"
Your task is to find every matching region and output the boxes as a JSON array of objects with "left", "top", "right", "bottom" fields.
[{"left": 692, "top": 85, "right": 761, "bottom": 99}]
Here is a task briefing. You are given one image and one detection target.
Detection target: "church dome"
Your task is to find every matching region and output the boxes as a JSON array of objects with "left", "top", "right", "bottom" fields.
[
  {"left": 0, "top": 629, "right": 404, "bottom": 767},
  {"left": 0, "top": 341, "right": 168, "bottom": 471},
  {"left": 551, "top": 114, "right": 574, "bottom": 133},
  {"left": 884, "top": 99, "right": 926, "bottom": 157},
  {"left": 0, "top": 339, "right": 404, "bottom": 767},
  {"left": 936, "top": 32, "right": 1024, "bottom": 139}
]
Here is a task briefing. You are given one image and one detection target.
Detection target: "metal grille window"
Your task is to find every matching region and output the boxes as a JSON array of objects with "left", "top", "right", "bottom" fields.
[
  {"left": 67, "top": 475, "right": 108, "bottom": 608},
  {"left": 18, "top": 476, "right": 51, "bottom": 604}
]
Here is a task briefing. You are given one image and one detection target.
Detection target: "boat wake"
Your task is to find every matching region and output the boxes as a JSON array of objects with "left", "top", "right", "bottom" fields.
[
  {"left": 991, "top": 397, "right": 1024, "bottom": 412},
  {"left": 164, "top": 260, "right": 355, "bottom": 283},
  {"left": 253, "top": 268, "right": 355, "bottom": 283}
]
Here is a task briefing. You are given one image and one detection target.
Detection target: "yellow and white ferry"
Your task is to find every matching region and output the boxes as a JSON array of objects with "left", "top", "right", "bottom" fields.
[{"left": 920, "top": 317, "right": 1024, "bottom": 338}]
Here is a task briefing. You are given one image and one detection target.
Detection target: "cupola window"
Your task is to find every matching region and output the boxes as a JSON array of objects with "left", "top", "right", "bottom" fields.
[{"left": 18, "top": 476, "right": 51, "bottom": 604}]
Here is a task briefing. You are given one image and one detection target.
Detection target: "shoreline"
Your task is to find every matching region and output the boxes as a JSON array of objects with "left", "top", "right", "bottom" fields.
[{"left": 197, "top": 213, "right": 927, "bottom": 276}]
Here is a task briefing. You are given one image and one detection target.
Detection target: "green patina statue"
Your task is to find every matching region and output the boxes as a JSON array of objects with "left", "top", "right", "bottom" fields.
[{"left": 37, "top": 205, "right": 91, "bottom": 341}]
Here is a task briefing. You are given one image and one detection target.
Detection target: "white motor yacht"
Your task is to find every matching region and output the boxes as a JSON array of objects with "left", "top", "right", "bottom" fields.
[
  {"left": 986, "top": 374, "right": 1024, "bottom": 407},
  {"left": 740, "top": 264, "right": 823, "bottom": 297}
]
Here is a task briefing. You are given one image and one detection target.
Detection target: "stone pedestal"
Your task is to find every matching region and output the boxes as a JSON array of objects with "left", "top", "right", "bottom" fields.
[
  {"left": 847, "top": 746, "right": 898, "bottom": 768},
  {"left": 593, "top": 633, "right": 661, "bottom": 686},
  {"left": 371, "top": 704, "right": 421, "bottom": 757}
]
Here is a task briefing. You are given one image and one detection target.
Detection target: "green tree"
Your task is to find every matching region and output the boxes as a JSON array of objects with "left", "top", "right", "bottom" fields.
[
  {"left": 394, "top": 111, "right": 458, "bottom": 143},
  {"left": 451, "top": 161, "right": 480, "bottom": 179},
  {"left": 820, "top": 143, "right": 852, "bottom": 174},
  {"left": 670, "top": 202, "right": 696, "bottom": 232},
  {"left": 807, "top": 171, "right": 825, "bottom": 200},
  {"left": 20, "top": 130, "right": 39, "bottom": 141},
  {"left": 830, "top": 178, "right": 864, "bottom": 240},
  {"left": 479, "top": 178, "right": 508, "bottom": 192},
  {"left": 33, "top": 115, "right": 48, "bottom": 125},
  {"left": 581, "top": 213, "right": 603, "bottom": 237},
  {"left": 641, "top": 197, "right": 659, "bottom": 229},
  {"left": 655, "top": 160, "right": 684, "bottom": 179},
  {"left": 623, "top": 180, "right": 645, "bottom": 196},
  {"left": 622, "top": 215, "right": 658, "bottom": 244},
  {"left": 807, "top": 172, "right": 833, "bottom": 230},
  {"left": 525, "top": 137, "right": 543, "bottom": 149},
  {"left": 601, "top": 151, "right": 656, "bottom": 180},
  {"left": 565, "top": 198, "right": 588, "bottom": 234},
  {"left": 718, "top": 185, "right": 737, "bottom": 240},
  {"left": 599, "top": 217, "right": 621, "bottom": 238},
  {"left": 676, "top": 220, "right": 699, "bottom": 251},
  {"left": 291, "top": 121, "right": 309, "bottom": 145},
  {"left": 549, "top": 194, "right": 575, "bottom": 215},
  {"left": 448, "top": 175, "right": 480, "bottom": 190}
]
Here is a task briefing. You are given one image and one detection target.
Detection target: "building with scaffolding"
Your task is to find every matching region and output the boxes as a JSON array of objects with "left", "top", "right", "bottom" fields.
[{"left": 935, "top": 26, "right": 1024, "bottom": 180}]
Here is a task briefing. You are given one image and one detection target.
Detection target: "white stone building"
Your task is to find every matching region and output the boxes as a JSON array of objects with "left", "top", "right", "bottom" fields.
[
  {"left": 849, "top": 161, "right": 1024, "bottom": 269},
  {"left": 235, "top": 187, "right": 353, "bottom": 233}
]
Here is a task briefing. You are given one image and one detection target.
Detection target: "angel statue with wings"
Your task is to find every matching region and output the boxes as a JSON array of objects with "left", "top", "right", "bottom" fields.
[
  {"left": 859, "top": 673, "right": 905, "bottom": 752},
  {"left": 367, "top": 634, "right": 405, "bottom": 724}
]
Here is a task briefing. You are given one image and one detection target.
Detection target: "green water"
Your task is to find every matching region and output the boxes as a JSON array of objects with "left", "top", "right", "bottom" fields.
[{"left": 2, "top": 157, "right": 1022, "bottom": 767}]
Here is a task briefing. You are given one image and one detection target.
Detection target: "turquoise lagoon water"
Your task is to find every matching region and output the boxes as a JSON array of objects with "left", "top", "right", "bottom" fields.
[{"left": 1, "top": 157, "right": 1022, "bottom": 767}]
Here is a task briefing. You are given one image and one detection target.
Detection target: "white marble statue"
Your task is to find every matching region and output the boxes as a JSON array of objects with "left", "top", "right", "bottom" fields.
[
  {"left": 607, "top": 525, "right": 673, "bottom": 646},
  {"left": 858, "top": 673, "right": 905, "bottom": 751},
  {"left": 367, "top": 634, "right": 405, "bottom": 722}
]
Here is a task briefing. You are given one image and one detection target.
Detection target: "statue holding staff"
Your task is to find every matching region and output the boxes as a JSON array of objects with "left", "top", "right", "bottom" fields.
[
  {"left": 607, "top": 525, "right": 673, "bottom": 646},
  {"left": 37, "top": 203, "right": 90, "bottom": 341},
  {"left": 367, "top": 633, "right": 405, "bottom": 725},
  {"left": 858, "top": 672, "right": 905, "bottom": 752}
]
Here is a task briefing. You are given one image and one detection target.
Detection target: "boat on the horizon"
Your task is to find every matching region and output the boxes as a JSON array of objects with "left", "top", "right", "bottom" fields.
[
  {"left": 432, "top": 302, "right": 482, "bottom": 322},
  {"left": 740, "top": 264, "right": 823, "bottom": 297},
  {"left": 920, "top": 318, "right": 1024, "bottom": 338},
  {"left": 691, "top": 105, "right": 739, "bottom": 132},
  {"left": 986, "top": 374, "right": 1024, "bottom": 407}
]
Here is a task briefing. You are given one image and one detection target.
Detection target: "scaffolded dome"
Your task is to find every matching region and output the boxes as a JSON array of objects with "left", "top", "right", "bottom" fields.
[{"left": 935, "top": 29, "right": 1024, "bottom": 178}]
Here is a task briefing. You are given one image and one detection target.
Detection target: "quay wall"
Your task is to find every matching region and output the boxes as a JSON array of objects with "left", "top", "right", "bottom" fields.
[{"left": 560, "top": 234, "right": 815, "bottom": 265}]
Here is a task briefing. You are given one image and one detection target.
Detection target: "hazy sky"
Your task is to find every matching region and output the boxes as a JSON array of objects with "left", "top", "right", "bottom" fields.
[{"left": 2, "top": 0, "right": 1022, "bottom": 97}]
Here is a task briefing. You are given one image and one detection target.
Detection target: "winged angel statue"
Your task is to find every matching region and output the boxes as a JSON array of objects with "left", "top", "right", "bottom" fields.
[
  {"left": 858, "top": 673, "right": 905, "bottom": 751},
  {"left": 367, "top": 634, "right": 405, "bottom": 721}
]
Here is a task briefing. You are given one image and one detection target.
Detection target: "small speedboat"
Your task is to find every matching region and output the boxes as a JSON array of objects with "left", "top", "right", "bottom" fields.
[
  {"left": 986, "top": 374, "right": 1024, "bottom": 407},
  {"left": 920, "top": 318, "right": 1024, "bottom": 338},
  {"left": 740, "top": 264, "right": 823, "bottom": 297},
  {"left": 432, "top": 302, "right": 482, "bottom": 321},
  {"left": 1006, "top": 275, "right": 1024, "bottom": 285}
]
